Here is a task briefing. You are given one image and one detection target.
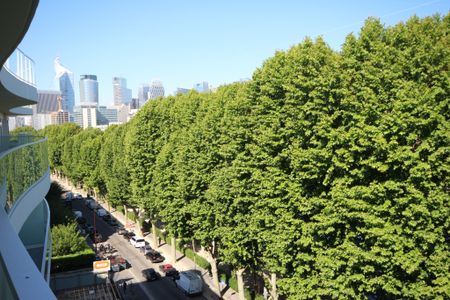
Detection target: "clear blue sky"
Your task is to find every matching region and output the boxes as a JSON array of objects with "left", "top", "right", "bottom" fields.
[{"left": 18, "top": 0, "right": 449, "bottom": 106}]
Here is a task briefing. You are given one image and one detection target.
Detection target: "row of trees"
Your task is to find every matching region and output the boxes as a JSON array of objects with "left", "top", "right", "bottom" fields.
[{"left": 41, "top": 14, "right": 449, "bottom": 299}]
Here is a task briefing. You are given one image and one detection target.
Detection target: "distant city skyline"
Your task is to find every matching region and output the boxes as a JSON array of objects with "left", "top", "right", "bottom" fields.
[{"left": 18, "top": 1, "right": 449, "bottom": 106}]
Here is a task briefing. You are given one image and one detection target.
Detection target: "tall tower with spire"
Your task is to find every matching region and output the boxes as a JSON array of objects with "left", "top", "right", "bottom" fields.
[{"left": 54, "top": 57, "right": 75, "bottom": 113}]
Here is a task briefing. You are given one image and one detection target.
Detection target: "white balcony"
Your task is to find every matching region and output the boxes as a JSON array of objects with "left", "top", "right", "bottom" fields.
[
  {"left": 0, "top": 49, "right": 37, "bottom": 115},
  {"left": 0, "top": 137, "right": 55, "bottom": 300}
]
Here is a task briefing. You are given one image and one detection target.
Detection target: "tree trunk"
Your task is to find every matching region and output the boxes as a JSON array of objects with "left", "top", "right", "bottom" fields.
[
  {"left": 133, "top": 208, "right": 141, "bottom": 234},
  {"left": 236, "top": 268, "right": 246, "bottom": 300},
  {"left": 124, "top": 204, "right": 128, "bottom": 228},
  {"left": 270, "top": 273, "right": 278, "bottom": 300},
  {"left": 211, "top": 257, "right": 220, "bottom": 297},
  {"left": 151, "top": 221, "right": 158, "bottom": 248},
  {"left": 171, "top": 236, "right": 177, "bottom": 264},
  {"left": 204, "top": 250, "right": 220, "bottom": 296}
]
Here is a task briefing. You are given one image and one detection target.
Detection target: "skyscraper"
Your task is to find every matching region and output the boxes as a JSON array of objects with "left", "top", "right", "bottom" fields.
[
  {"left": 113, "top": 77, "right": 132, "bottom": 106},
  {"left": 176, "top": 87, "right": 190, "bottom": 95},
  {"left": 149, "top": 79, "right": 165, "bottom": 100},
  {"left": 193, "top": 81, "right": 210, "bottom": 93},
  {"left": 79, "top": 75, "right": 99, "bottom": 106},
  {"left": 138, "top": 83, "right": 150, "bottom": 107},
  {"left": 54, "top": 57, "right": 75, "bottom": 113}
]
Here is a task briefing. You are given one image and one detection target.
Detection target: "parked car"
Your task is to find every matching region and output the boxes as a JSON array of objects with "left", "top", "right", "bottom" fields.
[
  {"left": 86, "top": 199, "right": 98, "bottom": 210},
  {"left": 141, "top": 268, "right": 159, "bottom": 281},
  {"left": 140, "top": 244, "right": 153, "bottom": 255},
  {"left": 145, "top": 250, "right": 165, "bottom": 263},
  {"left": 96, "top": 208, "right": 108, "bottom": 217},
  {"left": 74, "top": 193, "right": 83, "bottom": 200},
  {"left": 107, "top": 218, "right": 119, "bottom": 226},
  {"left": 130, "top": 236, "right": 146, "bottom": 248},
  {"left": 76, "top": 216, "right": 87, "bottom": 225},
  {"left": 123, "top": 231, "right": 135, "bottom": 241},
  {"left": 166, "top": 268, "right": 180, "bottom": 280},
  {"left": 83, "top": 223, "right": 94, "bottom": 234},
  {"left": 73, "top": 210, "right": 83, "bottom": 219},
  {"left": 175, "top": 271, "right": 203, "bottom": 296},
  {"left": 102, "top": 214, "right": 111, "bottom": 221},
  {"left": 117, "top": 227, "right": 127, "bottom": 235},
  {"left": 110, "top": 256, "right": 130, "bottom": 272},
  {"left": 90, "top": 231, "right": 103, "bottom": 243},
  {"left": 159, "top": 264, "right": 180, "bottom": 279}
]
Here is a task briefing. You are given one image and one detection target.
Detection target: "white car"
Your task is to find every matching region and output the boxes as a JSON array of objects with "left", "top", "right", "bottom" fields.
[{"left": 130, "top": 236, "right": 145, "bottom": 248}]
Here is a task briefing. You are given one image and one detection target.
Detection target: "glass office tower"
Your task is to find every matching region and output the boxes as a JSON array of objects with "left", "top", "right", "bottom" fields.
[{"left": 54, "top": 57, "right": 75, "bottom": 113}]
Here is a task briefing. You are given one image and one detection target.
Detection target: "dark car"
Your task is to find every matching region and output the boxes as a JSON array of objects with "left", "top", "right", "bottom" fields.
[
  {"left": 76, "top": 216, "right": 87, "bottom": 225},
  {"left": 159, "top": 264, "right": 179, "bottom": 279},
  {"left": 90, "top": 231, "right": 103, "bottom": 243},
  {"left": 145, "top": 250, "right": 165, "bottom": 263},
  {"left": 141, "top": 268, "right": 159, "bottom": 281},
  {"left": 166, "top": 268, "right": 180, "bottom": 279},
  {"left": 107, "top": 218, "right": 119, "bottom": 226},
  {"left": 123, "top": 231, "right": 135, "bottom": 241},
  {"left": 117, "top": 227, "right": 127, "bottom": 235},
  {"left": 83, "top": 223, "right": 95, "bottom": 234}
]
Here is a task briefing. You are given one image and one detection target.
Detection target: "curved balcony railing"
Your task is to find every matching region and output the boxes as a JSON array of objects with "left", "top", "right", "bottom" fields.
[
  {"left": 0, "top": 136, "right": 48, "bottom": 211},
  {"left": 3, "top": 48, "right": 36, "bottom": 87}
]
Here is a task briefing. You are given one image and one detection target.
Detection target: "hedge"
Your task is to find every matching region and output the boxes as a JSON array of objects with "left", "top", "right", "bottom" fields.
[{"left": 52, "top": 248, "right": 96, "bottom": 273}]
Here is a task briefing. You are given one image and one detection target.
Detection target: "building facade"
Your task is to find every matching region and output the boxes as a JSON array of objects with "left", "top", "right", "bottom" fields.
[
  {"left": 193, "top": 81, "right": 209, "bottom": 93},
  {"left": 113, "top": 77, "right": 132, "bottom": 106},
  {"left": 36, "top": 90, "right": 59, "bottom": 113},
  {"left": 73, "top": 104, "right": 97, "bottom": 129},
  {"left": 137, "top": 83, "right": 150, "bottom": 107},
  {"left": 176, "top": 87, "right": 190, "bottom": 95},
  {"left": 97, "top": 106, "right": 118, "bottom": 125},
  {"left": 0, "top": 0, "right": 55, "bottom": 298},
  {"left": 54, "top": 57, "right": 75, "bottom": 113},
  {"left": 149, "top": 79, "right": 165, "bottom": 100},
  {"left": 79, "top": 74, "right": 99, "bottom": 106}
]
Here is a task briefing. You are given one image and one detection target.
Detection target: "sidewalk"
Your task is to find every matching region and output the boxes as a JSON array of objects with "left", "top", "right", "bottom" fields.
[{"left": 53, "top": 176, "right": 242, "bottom": 300}]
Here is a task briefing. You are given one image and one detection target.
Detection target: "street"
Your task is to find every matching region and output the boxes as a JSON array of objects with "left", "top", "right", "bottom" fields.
[{"left": 72, "top": 198, "right": 205, "bottom": 300}]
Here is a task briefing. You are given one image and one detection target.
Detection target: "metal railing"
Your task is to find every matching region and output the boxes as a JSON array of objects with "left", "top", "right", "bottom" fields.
[
  {"left": 0, "top": 136, "right": 48, "bottom": 211},
  {"left": 3, "top": 48, "right": 36, "bottom": 87}
]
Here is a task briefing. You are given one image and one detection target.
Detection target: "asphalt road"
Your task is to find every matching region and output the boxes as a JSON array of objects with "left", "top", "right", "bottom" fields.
[{"left": 72, "top": 198, "right": 205, "bottom": 300}]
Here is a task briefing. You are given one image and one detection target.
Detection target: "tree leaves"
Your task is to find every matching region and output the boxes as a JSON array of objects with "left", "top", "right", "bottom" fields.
[{"left": 41, "top": 13, "right": 449, "bottom": 299}]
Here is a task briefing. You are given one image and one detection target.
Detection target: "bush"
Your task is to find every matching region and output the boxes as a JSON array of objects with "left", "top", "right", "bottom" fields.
[
  {"left": 51, "top": 248, "right": 95, "bottom": 273},
  {"left": 116, "top": 205, "right": 124, "bottom": 214},
  {"left": 184, "top": 247, "right": 210, "bottom": 270},
  {"left": 219, "top": 272, "right": 264, "bottom": 300},
  {"left": 127, "top": 210, "right": 136, "bottom": 222}
]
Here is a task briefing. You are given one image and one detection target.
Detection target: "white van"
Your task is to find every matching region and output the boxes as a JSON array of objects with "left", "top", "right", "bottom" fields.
[
  {"left": 176, "top": 271, "right": 203, "bottom": 296},
  {"left": 130, "top": 236, "right": 145, "bottom": 248}
]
